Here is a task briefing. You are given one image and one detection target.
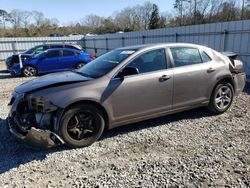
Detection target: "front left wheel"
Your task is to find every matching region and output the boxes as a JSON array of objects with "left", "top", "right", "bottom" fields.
[
  {"left": 76, "top": 62, "right": 86, "bottom": 69},
  {"left": 22, "top": 66, "right": 37, "bottom": 77},
  {"left": 59, "top": 104, "right": 105, "bottom": 148}
]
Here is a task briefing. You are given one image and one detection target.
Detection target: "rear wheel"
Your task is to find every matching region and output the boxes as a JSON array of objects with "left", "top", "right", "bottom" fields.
[
  {"left": 22, "top": 66, "right": 37, "bottom": 77},
  {"left": 76, "top": 62, "right": 86, "bottom": 69},
  {"left": 59, "top": 104, "right": 105, "bottom": 148},
  {"left": 208, "top": 82, "right": 234, "bottom": 114}
]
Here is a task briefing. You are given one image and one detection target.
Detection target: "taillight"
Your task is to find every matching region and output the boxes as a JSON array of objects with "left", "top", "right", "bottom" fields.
[{"left": 89, "top": 54, "right": 95, "bottom": 60}]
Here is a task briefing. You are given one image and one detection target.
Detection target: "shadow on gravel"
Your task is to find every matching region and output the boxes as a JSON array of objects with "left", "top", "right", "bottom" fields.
[
  {"left": 243, "top": 82, "right": 250, "bottom": 95},
  {"left": 0, "top": 118, "right": 66, "bottom": 174},
  {"left": 0, "top": 70, "right": 15, "bottom": 80},
  {"left": 0, "top": 108, "right": 213, "bottom": 174},
  {"left": 0, "top": 70, "right": 9, "bottom": 74},
  {"left": 0, "top": 75, "right": 15, "bottom": 79},
  {"left": 101, "top": 107, "right": 213, "bottom": 141}
]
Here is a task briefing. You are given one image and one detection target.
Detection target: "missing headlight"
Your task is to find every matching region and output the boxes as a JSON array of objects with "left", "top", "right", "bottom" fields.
[{"left": 27, "top": 96, "right": 58, "bottom": 113}]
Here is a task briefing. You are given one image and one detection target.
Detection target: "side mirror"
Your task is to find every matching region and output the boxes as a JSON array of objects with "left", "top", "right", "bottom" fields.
[{"left": 117, "top": 66, "right": 139, "bottom": 78}]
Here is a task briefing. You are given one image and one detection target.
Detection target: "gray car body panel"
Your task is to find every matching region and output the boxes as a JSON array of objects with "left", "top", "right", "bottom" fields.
[{"left": 8, "top": 43, "right": 246, "bottom": 148}]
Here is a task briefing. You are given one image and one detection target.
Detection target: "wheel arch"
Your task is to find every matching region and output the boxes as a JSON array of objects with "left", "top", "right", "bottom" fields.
[
  {"left": 61, "top": 100, "right": 110, "bottom": 130},
  {"left": 21, "top": 64, "right": 38, "bottom": 76},
  {"left": 210, "top": 75, "right": 235, "bottom": 98},
  {"left": 75, "top": 61, "right": 87, "bottom": 68}
]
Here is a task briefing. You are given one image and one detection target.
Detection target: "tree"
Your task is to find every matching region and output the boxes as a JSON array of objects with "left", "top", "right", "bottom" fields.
[
  {"left": 138, "top": 1, "right": 154, "bottom": 29},
  {"left": 216, "top": 1, "right": 239, "bottom": 21},
  {"left": 32, "top": 11, "right": 45, "bottom": 27},
  {"left": 174, "top": 0, "right": 190, "bottom": 25},
  {"left": 9, "top": 9, "right": 23, "bottom": 29},
  {"left": 114, "top": 7, "right": 141, "bottom": 31},
  {"left": 148, "top": 4, "right": 161, "bottom": 29},
  {"left": 0, "top": 9, "right": 9, "bottom": 29},
  {"left": 83, "top": 14, "right": 104, "bottom": 28},
  {"left": 21, "top": 11, "right": 32, "bottom": 28}
]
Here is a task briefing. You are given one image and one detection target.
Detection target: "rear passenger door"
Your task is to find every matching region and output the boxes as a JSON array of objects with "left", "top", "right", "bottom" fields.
[
  {"left": 59, "top": 50, "right": 78, "bottom": 70},
  {"left": 169, "top": 47, "right": 215, "bottom": 109}
]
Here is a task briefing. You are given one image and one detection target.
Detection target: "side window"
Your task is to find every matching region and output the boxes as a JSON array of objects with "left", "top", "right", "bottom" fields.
[
  {"left": 45, "top": 51, "right": 61, "bottom": 58},
  {"left": 63, "top": 50, "right": 75, "bottom": 56},
  {"left": 129, "top": 48, "right": 167, "bottom": 74},
  {"left": 66, "top": 45, "right": 77, "bottom": 50},
  {"left": 43, "top": 45, "right": 49, "bottom": 50},
  {"left": 170, "top": 47, "right": 202, "bottom": 67},
  {"left": 200, "top": 51, "right": 212, "bottom": 62},
  {"left": 34, "top": 46, "right": 44, "bottom": 55},
  {"left": 50, "top": 45, "right": 63, "bottom": 49}
]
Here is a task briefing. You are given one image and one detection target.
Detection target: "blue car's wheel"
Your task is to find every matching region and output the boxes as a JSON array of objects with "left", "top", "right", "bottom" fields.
[
  {"left": 22, "top": 66, "right": 37, "bottom": 77},
  {"left": 76, "top": 62, "right": 86, "bottom": 69}
]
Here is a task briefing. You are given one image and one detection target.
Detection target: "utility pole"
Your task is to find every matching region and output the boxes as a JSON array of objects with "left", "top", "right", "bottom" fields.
[
  {"left": 194, "top": 0, "right": 197, "bottom": 24},
  {"left": 180, "top": 0, "right": 183, "bottom": 25},
  {"left": 242, "top": 0, "right": 245, "bottom": 19}
]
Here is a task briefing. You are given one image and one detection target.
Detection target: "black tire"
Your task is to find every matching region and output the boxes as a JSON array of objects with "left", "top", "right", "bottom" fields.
[
  {"left": 76, "top": 62, "right": 86, "bottom": 69},
  {"left": 22, "top": 66, "right": 37, "bottom": 77},
  {"left": 59, "top": 104, "right": 105, "bottom": 148},
  {"left": 208, "top": 82, "right": 234, "bottom": 114}
]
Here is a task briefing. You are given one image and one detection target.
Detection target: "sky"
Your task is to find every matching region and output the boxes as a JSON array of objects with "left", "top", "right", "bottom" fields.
[{"left": 0, "top": 0, "right": 176, "bottom": 25}]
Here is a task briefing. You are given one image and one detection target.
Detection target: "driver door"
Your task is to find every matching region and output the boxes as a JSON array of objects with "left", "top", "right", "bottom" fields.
[
  {"left": 37, "top": 50, "right": 62, "bottom": 73},
  {"left": 107, "top": 48, "right": 173, "bottom": 125}
]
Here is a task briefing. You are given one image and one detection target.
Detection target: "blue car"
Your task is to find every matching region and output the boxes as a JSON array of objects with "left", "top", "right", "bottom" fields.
[{"left": 7, "top": 48, "right": 94, "bottom": 77}]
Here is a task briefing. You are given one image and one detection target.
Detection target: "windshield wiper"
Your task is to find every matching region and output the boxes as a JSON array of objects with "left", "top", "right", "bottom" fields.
[{"left": 71, "top": 70, "right": 93, "bottom": 78}]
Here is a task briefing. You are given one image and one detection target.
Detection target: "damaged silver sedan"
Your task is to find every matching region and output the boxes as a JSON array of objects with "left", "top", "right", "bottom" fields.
[{"left": 8, "top": 43, "right": 246, "bottom": 149}]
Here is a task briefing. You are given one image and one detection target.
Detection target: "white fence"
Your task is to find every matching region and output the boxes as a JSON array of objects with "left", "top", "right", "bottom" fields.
[
  {"left": 84, "top": 20, "right": 250, "bottom": 81},
  {"left": 0, "top": 36, "right": 84, "bottom": 60},
  {"left": 0, "top": 20, "right": 250, "bottom": 80}
]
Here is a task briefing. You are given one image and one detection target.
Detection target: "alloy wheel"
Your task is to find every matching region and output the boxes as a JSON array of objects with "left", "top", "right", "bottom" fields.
[
  {"left": 23, "top": 66, "right": 36, "bottom": 77},
  {"left": 67, "top": 112, "right": 95, "bottom": 141},
  {"left": 215, "top": 85, "right": 232, "bottom": 110}
]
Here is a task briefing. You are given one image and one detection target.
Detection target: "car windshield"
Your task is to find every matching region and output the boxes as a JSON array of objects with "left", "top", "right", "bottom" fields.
[
  {"left": 23, "top": 47, "right": 36, "bottom": 54},
  {"left": 33, "top": 51, "right": 45, "bottom": 58},
  {"left": 75, "top": 49, "right": 136, "bottom": 78}
]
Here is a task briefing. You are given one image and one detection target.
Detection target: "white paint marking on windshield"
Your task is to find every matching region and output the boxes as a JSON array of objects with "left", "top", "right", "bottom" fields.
[
  {"left": 19, "top": 54, "right": 23, "bottom": 68},
  {"left": 120, "top": 51, "right": 135, "bottom": 55}
]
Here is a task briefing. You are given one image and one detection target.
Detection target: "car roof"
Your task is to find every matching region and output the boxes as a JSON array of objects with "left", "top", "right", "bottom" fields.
[
  {"left": 117, "top": 43, "right": 207, "bottom": 51},
  {"left": 34, "top": 43, "right": 82, "bottom": 48},
  {"left": 44, "top": 48, "right": 82, "bottom": 53}
]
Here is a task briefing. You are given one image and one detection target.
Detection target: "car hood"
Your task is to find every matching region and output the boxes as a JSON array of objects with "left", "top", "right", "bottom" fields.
[
  {"left": 15, "top": 71, "right": 92, "bottom": 94},
  {"left": 20, "top": 53, "right": 33, "bottom": 57},
  {"left": 12, "top": 54, "right": 33, "bottom": 58}
]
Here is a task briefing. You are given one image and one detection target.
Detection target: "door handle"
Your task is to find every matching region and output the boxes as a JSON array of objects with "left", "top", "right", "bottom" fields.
[
  {"left": 159, "top": 75, "right": 171, "bottom": 82},
  {"left": 207, "top": 67, "right": 216, "bottom": 73}
]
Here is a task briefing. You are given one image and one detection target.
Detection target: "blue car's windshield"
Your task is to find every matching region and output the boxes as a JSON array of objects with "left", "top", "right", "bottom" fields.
[
  {"left": 76, "top": 49, "right": 136, "bottom": 78},
  {"left": 23, "top": 47, "right": 36, "bottom": 54}
]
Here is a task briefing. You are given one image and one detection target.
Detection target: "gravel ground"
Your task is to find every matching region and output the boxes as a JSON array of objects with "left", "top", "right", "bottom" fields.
[{"left": 0, "top": 63, "right": 250, "bottom": 187}]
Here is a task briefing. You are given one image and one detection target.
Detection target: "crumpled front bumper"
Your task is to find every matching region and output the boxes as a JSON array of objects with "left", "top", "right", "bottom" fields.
[
  {"left": 8, "top": 116, "right": 64, "bottom": 149},
  {"left": 7, "top": 92, "right": 64, "bottom": 149}
]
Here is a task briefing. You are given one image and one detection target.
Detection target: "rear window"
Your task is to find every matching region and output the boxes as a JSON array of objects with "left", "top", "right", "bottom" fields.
[
  {"left": 50, "top": 45, "right": 63, "bottom": 49},
  {"left": 66, "top": 45, "right": 81, "bottom": 50},
  {"left": 63, "top": 50, "right": 75, "bottom": 56},
  {"left": 46, "top": 50, "right": 61, "bottom": 58},
  {"left": 170, "top": 47, "right": 203, "bottom": 67},
  {"left": 201, "top": 51, "right": 212, "bottom": 62}
]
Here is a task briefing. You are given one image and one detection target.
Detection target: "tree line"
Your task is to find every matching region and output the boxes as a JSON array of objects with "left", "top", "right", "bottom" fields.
[{"left": 0, "top": 0, "right": 250, "bottom": 37}]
